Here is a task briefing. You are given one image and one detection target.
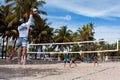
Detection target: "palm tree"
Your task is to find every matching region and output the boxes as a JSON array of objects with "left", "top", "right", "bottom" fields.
[
  {"left": 54, "top": 26, "right": 73, "bottom": 52},
  {"left": 5, "top": 0, "right": 47, "bottom": 28},
  {"left": 0, "top": 5, "right": 17, "bottom": 59},
  {"left": 53, "top": 26, "right": 73, "bottom": 60},
  {"left": 0, "top": 0, "right": 47, "bottom": 59},
  {"left": 30, "top": 18, "right": 54, "bottom": 43},
  {"left": 4, "top": 0, "right": 47, "bottom": 43},
  {"left": 72, "top": 32, "right": 80, "bottom": 42},
  {"left": 5, "top": 0, "right": 47, "bottom": 43},
  {"left": 77, "top": 23, "right": 95, "bottom": 41},
  {"left": 28, "top": 18, "right": 54, "bottom": 59},
  {"left": 77, "top": 23, "right": 95, "bottom": 50},
  {"left": 76, "top": 23, "right": 95, "bottom": 59}
]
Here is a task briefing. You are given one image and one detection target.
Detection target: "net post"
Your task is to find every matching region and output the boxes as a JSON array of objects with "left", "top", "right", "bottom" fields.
[{"left": 117, "top": 39, "right": 119, "bottom": 51}]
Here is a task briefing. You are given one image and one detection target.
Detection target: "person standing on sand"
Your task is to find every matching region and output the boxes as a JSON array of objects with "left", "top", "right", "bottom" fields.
[
  {"left": 70, "top": 57, "right": 77, "bottom": 68},
  {"left": 64, "top": 53, "right": 71, "bottom": 68},
  {"left": 93, "top": 55, "right": 99, "bottom": 66},
  {"left": 7, "top": 8, "right": 38, "bottom": 65}
]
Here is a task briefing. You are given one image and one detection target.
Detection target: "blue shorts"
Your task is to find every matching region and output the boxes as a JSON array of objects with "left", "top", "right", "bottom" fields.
[
  {"left": 16, "top": 37, "right": 28, "bottom": 48},
  {"left": 64, "top": 58, "right": 70, "bottom": 63}
]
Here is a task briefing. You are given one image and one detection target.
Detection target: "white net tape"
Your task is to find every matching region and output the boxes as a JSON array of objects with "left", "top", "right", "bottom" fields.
[{"left": 27, "top": 39, "right": 119, "bottom": 54}]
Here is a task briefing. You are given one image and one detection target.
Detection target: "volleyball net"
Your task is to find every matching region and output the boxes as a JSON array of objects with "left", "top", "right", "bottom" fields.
[{"left": 27, "top": 39, "right": 119, "bottom": 54}]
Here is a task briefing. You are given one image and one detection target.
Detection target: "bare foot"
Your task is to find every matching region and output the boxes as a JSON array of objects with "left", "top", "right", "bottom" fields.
[
  {"left": 20, "top": 59, "right": 23, "bottom": 65},
  {"left": 6, "top": 58, "right": 11, "bottom": 64}
]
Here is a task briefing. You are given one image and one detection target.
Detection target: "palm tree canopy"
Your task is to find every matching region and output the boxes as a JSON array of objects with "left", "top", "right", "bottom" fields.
[
  {"left": 54, "top": 26, "right": 73, "bottom": 42},
  {"left": 5, "top": 0, "right": 46, "bottom": 28},
  {"left": 77, "top": 23, "right": 95, "bottom": 41}
]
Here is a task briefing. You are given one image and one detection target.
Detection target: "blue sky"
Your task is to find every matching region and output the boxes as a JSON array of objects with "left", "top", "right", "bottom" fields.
[
  {"left": 0, "top": 0, "right": 120, "bottom": 41},
  {"left": 41, "top": 0, "right": 120, "bottom": 41}
]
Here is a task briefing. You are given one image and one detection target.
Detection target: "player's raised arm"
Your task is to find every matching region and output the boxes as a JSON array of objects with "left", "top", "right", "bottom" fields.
[{"left": 27, "top": 8, "right": 38, "bottom": 25}]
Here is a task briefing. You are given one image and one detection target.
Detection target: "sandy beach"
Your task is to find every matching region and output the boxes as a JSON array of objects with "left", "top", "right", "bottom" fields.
[{"left": 0, "top": 62, "right": 120, "bottom": 80}]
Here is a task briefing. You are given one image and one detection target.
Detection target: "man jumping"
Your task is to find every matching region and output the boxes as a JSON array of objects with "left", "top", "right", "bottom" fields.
[{"left": 8, "top": 8, "right": 38, "bottom": 65}]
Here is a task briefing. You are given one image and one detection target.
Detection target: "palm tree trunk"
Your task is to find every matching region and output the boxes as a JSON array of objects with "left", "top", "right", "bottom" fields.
[
  {"left": 5, "top": 37, "right": 9, "bottom": 59},
  {"left": 1, "top": 37, "right": 5, "bottom": 59},
  {"left": 40, "top": 46, "right": 43, "bottom": 59},
  {"left": 13, "top": 38, "right": 17, "bottom": 49}
]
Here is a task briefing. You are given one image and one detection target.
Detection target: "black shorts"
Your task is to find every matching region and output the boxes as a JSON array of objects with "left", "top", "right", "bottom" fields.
[
  {"left": 64, "top": 61, "right": 70, "bottom": 63},
  {"left": 71, "top": 60, "right": 75, "bottom": 63},
  {"left": 94, "top": 60, "right": 98, "bottom": 63}
]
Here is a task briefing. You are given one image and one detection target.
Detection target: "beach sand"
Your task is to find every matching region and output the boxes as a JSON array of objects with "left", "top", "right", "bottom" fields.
[{"left": 0, "top": 62, "right": 120, "bottom": 80}]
